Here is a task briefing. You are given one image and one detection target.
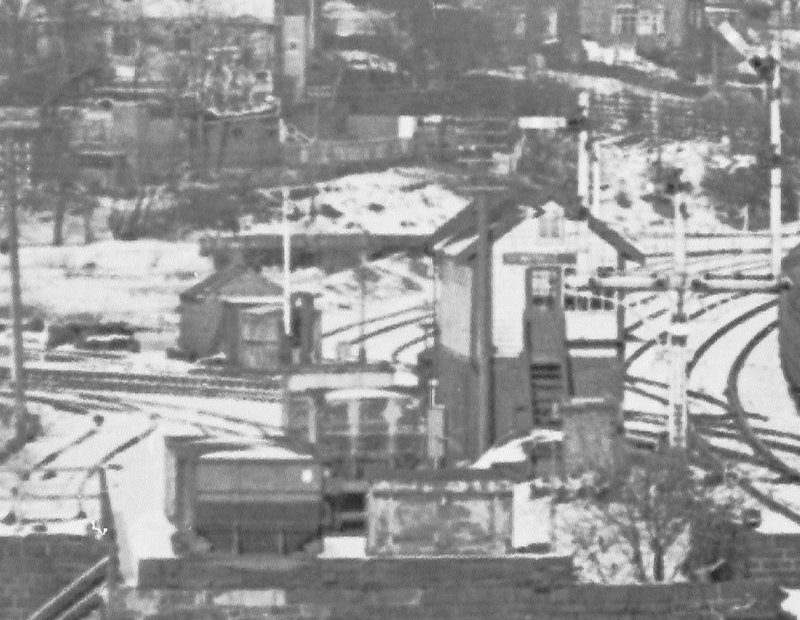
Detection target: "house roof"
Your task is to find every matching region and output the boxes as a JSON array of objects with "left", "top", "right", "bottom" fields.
[
  {"left": 179, "top": 263, "right": 282, "bottom": 303},
  {"left": 23, "top": 0, "right": 277, "bottom": 23},
  {"left": 429, "top": 199, "right": 645, "bottom": 264}
]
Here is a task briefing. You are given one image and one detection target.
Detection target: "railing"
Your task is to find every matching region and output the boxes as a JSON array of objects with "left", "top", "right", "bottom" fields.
[{"left": 26, "top": 556, "right": 110, "bottom": 620}]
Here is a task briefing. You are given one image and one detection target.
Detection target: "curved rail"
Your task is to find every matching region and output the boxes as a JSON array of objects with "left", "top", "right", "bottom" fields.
[
  {"left": 624, "top": 295, "right": 800, "bottom": 524},
  {"left": 726, "top": 321, "right": 800, "bottom": 482}
]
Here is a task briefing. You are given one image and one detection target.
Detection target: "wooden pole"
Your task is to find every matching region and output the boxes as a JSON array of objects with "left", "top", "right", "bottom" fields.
[
  {"left": 476, "top": 191, "right": 493, "bottom": 454},
  {"left": 769, "top": 39, "right": 783, "bottom": 279}
]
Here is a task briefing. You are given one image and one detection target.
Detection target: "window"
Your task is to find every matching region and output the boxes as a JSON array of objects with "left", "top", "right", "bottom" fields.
[
  {"left": 637, "top": 9, "right": 665, "bottom": 35},
  {"left": 112, "top": 24, "right": 136, "bottom": 57},
  {"left": 612, "top": 4, "right": 637, "bottom": 37},
  {"left": 529, "top": 270, "right": 557, "bottom": 308},
  {"left": 538, "top": 214, "right": 562, "bottom": 239}
]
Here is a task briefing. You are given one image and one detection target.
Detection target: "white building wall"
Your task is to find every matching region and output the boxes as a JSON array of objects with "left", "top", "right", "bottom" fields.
[
  {"left": 437, "top": 259, "right": 472, "bottom": 357},
  {"left": 491, "top": 205, "right": 623, "bottom": 357}
]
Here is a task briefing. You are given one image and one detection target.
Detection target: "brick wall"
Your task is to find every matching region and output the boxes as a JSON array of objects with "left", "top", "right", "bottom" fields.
[
  {"left": 111, "top": 554, "right": 785, "bottom": 620},
  {"left": 747, "top": 531, "right": 800, "bottom": 587},
  {"left": 0, "top": 534, "right": 109, "bottom": 619}
]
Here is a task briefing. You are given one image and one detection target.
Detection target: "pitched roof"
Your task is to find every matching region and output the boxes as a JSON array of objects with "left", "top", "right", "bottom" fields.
[
  {"left": 430, "top": 199, "right": 646, "bottom": 265},
  {"left": 179, "top": 263, "right": 282, "bottom": 303}
]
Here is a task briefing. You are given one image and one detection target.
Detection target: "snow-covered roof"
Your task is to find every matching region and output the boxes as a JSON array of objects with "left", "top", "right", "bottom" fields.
[
  {"left": 105, "top": 0, "right": 276, "bottom": 23},
  {"left": 200, "top": 444, "right": 313, "bottom": 462},
  {"left": 472, "top": 429, "right": 564, "bottom": 470},
  {"left": 431, "top": 199, "right": 645, "bottom": 264},
  {"left": 325, "top": 388, "right": 409, "bottom": 402},
  {"left": 240, "top": 169, "right": 469, "bottom": 239},
  {"left": 220, "top": 295, "right": 283, "bottom": 306}
]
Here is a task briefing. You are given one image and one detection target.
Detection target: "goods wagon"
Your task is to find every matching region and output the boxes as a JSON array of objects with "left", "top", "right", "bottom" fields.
[
  {"left": 165, "top": 436, "right": 324, "bottom": 554},
  {"left": 779, "top": 245, "right": 800, "bottom": 403}
]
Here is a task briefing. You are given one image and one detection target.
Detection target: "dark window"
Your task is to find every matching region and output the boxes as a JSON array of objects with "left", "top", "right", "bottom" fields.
[{"left": 613, "top": 5, "right": 637, "bottom": 37}]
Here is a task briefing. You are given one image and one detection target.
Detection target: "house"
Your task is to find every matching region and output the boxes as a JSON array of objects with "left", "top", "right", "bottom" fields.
[
  {"left": 580, "top": 0, "right": 706, "bottom": 54},
  {"left": 177, "top": 263, "right": 283, "bottom": 360},
  {"left": 472, "top": 0, "right": 584, "bottom": 65},
  {"left": 429, "top": 199, "right": 645, "bottom": 464},
  {"left": 0, "top": 0, "right": 320, "bottom": 105}
]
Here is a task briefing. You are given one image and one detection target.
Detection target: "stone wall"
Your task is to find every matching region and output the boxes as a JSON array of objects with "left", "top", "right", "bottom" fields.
[{"left": 0, "top": 533, "right": 109, "bottom": 619}]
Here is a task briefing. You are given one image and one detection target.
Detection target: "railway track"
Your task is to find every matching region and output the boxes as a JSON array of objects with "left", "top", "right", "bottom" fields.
[
  {"left": 624, "top": 293, "right": 800, "bottom": 524},
  {"left": 1, "top": 367, "right": 283, "bottom": 401}
]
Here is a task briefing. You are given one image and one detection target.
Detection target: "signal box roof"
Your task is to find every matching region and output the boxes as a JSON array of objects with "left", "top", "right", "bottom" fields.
[{"left": 429, "top": 199, "right": 645, "bottom": 264}]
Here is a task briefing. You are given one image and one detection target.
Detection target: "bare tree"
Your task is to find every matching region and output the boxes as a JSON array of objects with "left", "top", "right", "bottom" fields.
[{"left": 565, "top": 450, "right": 746, "bottom": 584}]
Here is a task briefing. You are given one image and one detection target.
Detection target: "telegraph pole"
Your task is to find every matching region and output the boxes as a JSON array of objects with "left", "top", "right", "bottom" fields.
[{"left": 2, "top": 136, "right": 28, "bottom": 439}]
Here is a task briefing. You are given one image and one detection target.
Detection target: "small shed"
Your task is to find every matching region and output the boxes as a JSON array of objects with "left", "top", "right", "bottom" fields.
[
  {"left": 220, "top": 291, "right": 322, "bottom": 371},
  {"left": 177, "top": 264, "right": 283, "bottom": 360}
]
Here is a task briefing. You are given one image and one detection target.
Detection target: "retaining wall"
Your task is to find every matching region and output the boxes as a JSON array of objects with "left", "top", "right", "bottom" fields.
[
  {"left": 0, "top": 533, "right": 108, "bottom": 619},
  {"left": 110, "top": 556, "right": 785, "bottom": 620}
]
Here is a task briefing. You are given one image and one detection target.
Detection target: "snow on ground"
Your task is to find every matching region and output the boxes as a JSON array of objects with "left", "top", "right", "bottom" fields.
[
  {"left": 596, "top": 139, "right": 745, "bottom": 240},
  {"left": 626, "top": 294, "right": 775, "bottom": 415},
  {"left": 107, "top": 427, "right": 180, "bottom": 585},
  {"left": 322, "top": 0, "right": 394, "bottom": 38},
  {"left": 246, "top": 168, "right": 470, "bottom": 238},
  {"left": 122, "top": 394, "right": 283, "bottom": 433},
  {"left": 783, "top": 589, "right": 800, "bottom": 619},
  {"left": 738, "top": 329, "right": 799, "bottom": 434},
  {"left": 0, "top": 240, "right": 208, "bottom": 331},
  {"left": 0, "top": 403, "right": 94, "bottom": 474}
]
